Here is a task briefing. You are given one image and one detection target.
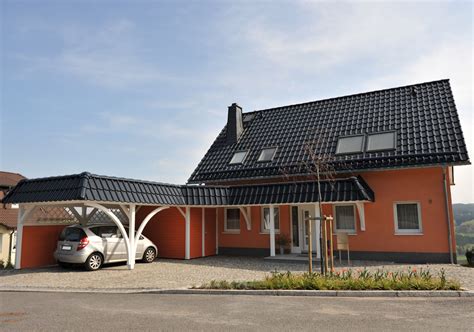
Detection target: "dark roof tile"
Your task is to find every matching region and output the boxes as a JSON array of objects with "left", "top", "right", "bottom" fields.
[
  {"left": 188, "top": 80, "right": 469, "bottom": 183},
  {"left": 2, "top": 173, "right": 373, "bottom": 206}
]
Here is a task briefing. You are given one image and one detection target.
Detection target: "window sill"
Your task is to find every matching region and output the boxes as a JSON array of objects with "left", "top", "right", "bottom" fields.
[
  {"left": 334, "top": 230, "right": 357, "bottom": 235},
  {"left": 222, "top": 231, "right": 240, "bottom": 235},
  {"left": 395, "top": 232, "right": 423, "bottom": 236}
]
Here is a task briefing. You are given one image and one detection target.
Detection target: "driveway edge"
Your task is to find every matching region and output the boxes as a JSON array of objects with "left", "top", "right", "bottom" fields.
[{"left": 0, "top": 287, "right": 473, "bottom": 297}]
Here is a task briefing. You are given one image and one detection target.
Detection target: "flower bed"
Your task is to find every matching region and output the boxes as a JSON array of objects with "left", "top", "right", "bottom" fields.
[{"left": 198, "top": 268, "right": 460, "bottom": 291}]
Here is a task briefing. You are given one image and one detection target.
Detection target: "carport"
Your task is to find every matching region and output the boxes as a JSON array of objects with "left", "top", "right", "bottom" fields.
[
  {"left": 2, "top": 172, "right": 374, "bottom": 270},
  {"left": 3, "top": 172, "right": 228, "bottom": 269}
]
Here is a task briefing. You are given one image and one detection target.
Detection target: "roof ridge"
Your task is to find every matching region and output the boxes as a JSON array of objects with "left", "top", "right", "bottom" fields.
[
  {"left": 78, "top": 172, "right": 90, "bottom": 200},
  {"left": 245, "top": 79, "right": 450, "bottom": 115},
  {"left": 14, "top": 172, "right": 86, "bottom": 182},
  {"left": 352, "top": 176, "right": 375, "bottom": 202},
  {"left": 88, "top": 173, "right": 184, "bottom": 188}
]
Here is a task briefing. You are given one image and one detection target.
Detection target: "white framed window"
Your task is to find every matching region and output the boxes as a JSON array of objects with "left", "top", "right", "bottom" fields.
[
  {"left": 394, "top": 202, "right": 422, "bottom": 234},
  {"left": 224, "top": 208, "right": 241, "bottom": 233},
  {"left": 229, "top": 151, "right": 248, "bottom": 164},
  {"left": 336, "top": 135, "right": 364, "bottom": 154},
  {"left": 258, "top": 148, "right": 277, "bottom": 162},
  {"left": 261, "top": 206, "right": 280, "bottom": 233},
  {"left": 366, "top": 132, "right": 396, "bottom": 152},
  {"left": 334, "top": 204, "right": 356, "bottom": 233}
]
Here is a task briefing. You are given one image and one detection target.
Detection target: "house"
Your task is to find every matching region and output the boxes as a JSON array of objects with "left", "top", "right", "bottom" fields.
[
  {"left": 0, "top": 171, "right": 26, "bottom": 266},
  {"left": 2, "top": 79, "right": 469, "bottom": 269},
  {"left": 186, "top": 79, "right": 469, "bottom": 263}
]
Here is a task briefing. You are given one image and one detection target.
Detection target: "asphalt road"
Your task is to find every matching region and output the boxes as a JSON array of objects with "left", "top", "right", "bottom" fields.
[{"left": 0, "top": 292, "right": 472, "bottom": 331}]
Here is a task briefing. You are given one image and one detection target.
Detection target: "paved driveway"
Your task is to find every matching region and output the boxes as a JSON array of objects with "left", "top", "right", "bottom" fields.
[
  {"left": 0, "top": 256, "right": 473, "bottom": 290},
  {"left": 1, "top": 292, "right": 473, "bottom": 331}
]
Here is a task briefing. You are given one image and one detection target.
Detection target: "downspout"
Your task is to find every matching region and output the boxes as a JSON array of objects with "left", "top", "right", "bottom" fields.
[
  {"left": 8, "top": 229, "right": 14, "bottom": 267},
  {"left": 442, "top": 167, "right": 454, "bottom": 264}
]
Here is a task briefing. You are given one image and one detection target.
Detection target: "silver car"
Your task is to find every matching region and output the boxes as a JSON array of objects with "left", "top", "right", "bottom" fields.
[{"left": 54, "top": 224, "right": 158, "bottom": 271}]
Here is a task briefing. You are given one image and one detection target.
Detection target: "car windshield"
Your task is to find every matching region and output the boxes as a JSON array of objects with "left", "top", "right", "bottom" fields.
[{"left": 59, "top": 227, "right": 86, "bottom": 242}]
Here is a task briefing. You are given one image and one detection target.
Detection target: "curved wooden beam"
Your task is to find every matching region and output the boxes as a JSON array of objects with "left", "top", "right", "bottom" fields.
[
  {"left": 239, "top": 207, "right": 251, "bottom": 230},
  {"left": 85, "top": 202, "right": 132, "bottom": 268}
]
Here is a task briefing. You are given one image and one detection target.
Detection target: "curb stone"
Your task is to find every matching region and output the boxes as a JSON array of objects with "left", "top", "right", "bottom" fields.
[{"left": 0, "top": 287, "right": 473, "bottom": 297}]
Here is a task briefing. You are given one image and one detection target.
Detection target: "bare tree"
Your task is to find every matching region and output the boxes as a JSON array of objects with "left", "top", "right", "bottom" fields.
[{"left": 280, "top": 128, "right": 346, "bottom": 274}]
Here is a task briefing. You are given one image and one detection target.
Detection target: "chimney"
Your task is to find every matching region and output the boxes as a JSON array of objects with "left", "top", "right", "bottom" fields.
[{"left": 226, "top": 103, "right": 243, "bottom": 144}]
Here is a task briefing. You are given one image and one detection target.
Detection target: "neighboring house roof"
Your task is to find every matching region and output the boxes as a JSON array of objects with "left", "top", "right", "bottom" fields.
[
  {"left": 188, "top": 79, "right": 470, "bottom": 183},
  {"left": 2, "top": 172, "right": 374, "bottom": 206},
  {"left": 0, "top": 171, "right": 26, "bottom": 188},
  {"left": 0, "top": 171, "right": 25, "bottom": 229},
  {"left": 0, "top": 208, "right": 19, "bottom": 229}
]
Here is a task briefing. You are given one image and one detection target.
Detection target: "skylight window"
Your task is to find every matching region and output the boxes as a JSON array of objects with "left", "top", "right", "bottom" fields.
[
  {"left": 229, "top": 151, "right": 248, "bottom": 164},
  {"left": 367, "top": 132, "right": 395, "bottom": 152},
  {"left": 336, "top": 136, "right": 364, "bottom": 154},
  {"left": 258, "top": 148, "right": 277, "bottom": 162}
]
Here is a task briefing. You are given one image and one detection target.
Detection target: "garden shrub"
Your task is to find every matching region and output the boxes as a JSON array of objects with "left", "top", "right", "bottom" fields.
[{"left": 198, "top": 268, "right": 460, "bottom": 291}]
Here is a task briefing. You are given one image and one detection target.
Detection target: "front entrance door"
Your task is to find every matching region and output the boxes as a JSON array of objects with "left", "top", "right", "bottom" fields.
[{"left": 291, "top": 205, "right": 320, "bottom": 258}]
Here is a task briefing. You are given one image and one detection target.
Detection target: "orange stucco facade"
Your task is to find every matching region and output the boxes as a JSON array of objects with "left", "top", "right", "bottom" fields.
[
  {"left": 339, "top": 167, "right": 455, "bottom": 254},
  {"left": 216, "top": 167, "right": 456, "bottom": 262},
  {"left": 137, "top": 206, "right": 217, "bottom": 259},
  {"left": 20, "top": 225, "right": 66, "bottom": 268}
]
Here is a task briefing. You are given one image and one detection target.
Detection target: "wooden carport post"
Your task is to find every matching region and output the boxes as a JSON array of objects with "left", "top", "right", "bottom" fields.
[{"left": 127, "top": 204, "right": 136, "bottom": 270}]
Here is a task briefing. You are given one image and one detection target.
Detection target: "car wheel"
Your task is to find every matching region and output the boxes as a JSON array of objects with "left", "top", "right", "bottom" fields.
[
  {"left": 85, "top": 253, "right": 103, "bottom": 271},
  {"left": 142, "top": 247, "right": 156, "bottom": 263}
]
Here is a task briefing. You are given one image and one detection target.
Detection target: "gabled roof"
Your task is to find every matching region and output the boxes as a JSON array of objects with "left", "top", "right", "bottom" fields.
[
  {"left": 0, "top": 171, "right": 25, "bottom": 229},
  {"left": 2, "top": 172, "right": 374, "bottom": 206},
  {"left": 188, "top": 79, "right": 469, "bottom": 183},
  {"left": 0, "top": 208, "right": 19, "bottom": 229},
  {"left": 0, "top": 171, "right": 26, "bottom": 187}
]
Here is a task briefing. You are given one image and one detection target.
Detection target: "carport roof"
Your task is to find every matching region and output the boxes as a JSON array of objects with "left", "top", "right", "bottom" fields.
[{"left": 2, "top": 172, "right": 374, "bottom": 206}]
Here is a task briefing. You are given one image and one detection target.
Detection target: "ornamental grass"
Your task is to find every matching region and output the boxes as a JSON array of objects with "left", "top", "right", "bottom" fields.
[{"left": 198, "top": 268, "right": 460, "bottom": 291}]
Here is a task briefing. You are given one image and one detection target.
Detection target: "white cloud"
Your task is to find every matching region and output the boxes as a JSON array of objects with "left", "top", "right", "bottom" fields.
[
  {"left": 225, "top": 2, "right": 444, "bottom": 73},
  {"left": 16, "top": 19, "right": 173, "bottom": 89}
]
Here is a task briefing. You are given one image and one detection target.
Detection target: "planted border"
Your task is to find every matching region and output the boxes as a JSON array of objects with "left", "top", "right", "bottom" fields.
[{"left": 198, "top": 268, "right": 460, "bottom": 291}]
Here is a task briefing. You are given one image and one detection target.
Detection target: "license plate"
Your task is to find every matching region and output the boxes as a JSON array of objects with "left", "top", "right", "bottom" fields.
[{"left": 62, "top": 245, "right": 72, "bottom": 251}]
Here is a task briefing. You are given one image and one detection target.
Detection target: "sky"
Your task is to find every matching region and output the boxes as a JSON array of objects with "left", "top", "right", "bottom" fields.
[{"left": 1, "top": 0, "right": 473, "bottom": 203}]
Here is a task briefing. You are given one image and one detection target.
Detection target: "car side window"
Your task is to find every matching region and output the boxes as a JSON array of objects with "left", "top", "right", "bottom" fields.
[
  {"left": 100, "top": 226, "right": 117, "bottom": 239},
  {"left": 89, "top": 227, "right": 101, "bottom": 237},
  {"left": 115, "top": 227, "right": 123, "bottom": 238}
]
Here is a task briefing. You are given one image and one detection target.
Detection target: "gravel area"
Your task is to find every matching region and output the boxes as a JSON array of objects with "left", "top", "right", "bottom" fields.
[
  {"left": 0, "top": 256, "right": 473, "bottom": 290},
  {"left": 355, "top": 263, "right": 474, "bottom": 290}
]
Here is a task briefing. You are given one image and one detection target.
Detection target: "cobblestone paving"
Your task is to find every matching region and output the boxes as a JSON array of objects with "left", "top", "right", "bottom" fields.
[{"left": 0, "top": 256, "right": 472, "bottom": 290}]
